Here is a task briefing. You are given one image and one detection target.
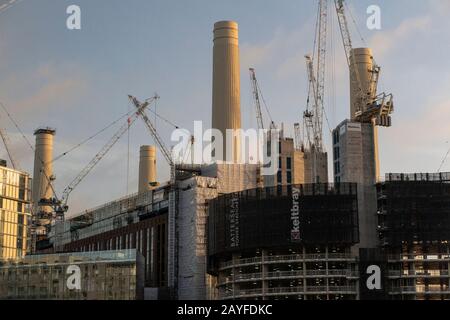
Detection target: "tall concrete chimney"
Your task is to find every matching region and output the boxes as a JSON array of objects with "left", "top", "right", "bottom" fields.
[
  {"left": 212, "top": 20, "right": 242, "bottom": 163},
  {"left": 350, "top": 48, "right": 377, "bottom": 120},
  {"left": 32, "top": 128, "right": 55, "bottom": 234},
  {"left": 138, "top": 145, "right": 157, "bottom": 193},
  {"left": 350, "top": 48, "right": 380, "bottom": 180}
]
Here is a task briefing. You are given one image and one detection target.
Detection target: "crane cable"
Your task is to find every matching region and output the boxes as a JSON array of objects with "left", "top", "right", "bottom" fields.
[
  {"left": 52, "top": 101, "right": 180, "bottom": 165},
  {"left": 0, "top": 101, "right": 61, "bottom": 205},
  {"left": 147, "top": 106, "right": 179, "bottom": 129},
  {"left": 0, "top": 0, "right": 24, "bottom": 14},
  {"left": 344, "top": 1, "right": 368, "bottom": 47},
  {"left": 52, "top": 108, "right": 136, "bottom": 163},
  {"left": 255, "top": 79, "right": 274, "bottom": 126},
  {"left": 438, "top": 142, "right": 450, "bottom": 173}
]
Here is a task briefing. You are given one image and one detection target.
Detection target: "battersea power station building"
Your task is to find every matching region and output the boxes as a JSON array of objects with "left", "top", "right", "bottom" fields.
[
  {"left": 1, "top": 20, "right": 450, "bottom": 301},
  {"left": 207, "top": 183, "right": 360, "bottom": 300}
]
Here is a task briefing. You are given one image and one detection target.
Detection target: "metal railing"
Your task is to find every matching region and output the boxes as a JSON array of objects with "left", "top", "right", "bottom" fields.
[
  {"left": 219, "top": 253, "right": 355, "bottom": 270},
  {"left": 218, "top": 270, "right": 358, "bottom": 286},
  {"left": 389, "top": 286, "right": 450, "bottom": 294},
  {"left": 387, "top": 254, "right": 450, "bottom": 261},
  {"left": 388, "top": 270, "right": 450, "bottom": 277}
]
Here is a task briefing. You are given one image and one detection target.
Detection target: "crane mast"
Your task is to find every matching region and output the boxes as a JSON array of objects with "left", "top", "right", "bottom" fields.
[
  {"left": 334, "top": 0, "right": 366, "bottom": 115},
  {"left": 128, "top": 94, "right": 178, "bottom": 295},
  {"left": 249, "top": 68, "right": 265, "bottom": 130},
  {"left": 314, "top": 0, "right": 327, "bottom": 152},
  {"left": 304, "top": 0, "right": 327, "bottom": 153}
]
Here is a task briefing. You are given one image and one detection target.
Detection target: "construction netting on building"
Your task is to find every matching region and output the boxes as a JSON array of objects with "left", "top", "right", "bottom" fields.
[
  {"left": 207, "top": 183, "right": 359, "bottom": 259},
  {"left": 178, "top": 176, "right": 218, "bottom": 300},
  {"left": 377, "top": 177, "right": 450, "bottom": 247}
]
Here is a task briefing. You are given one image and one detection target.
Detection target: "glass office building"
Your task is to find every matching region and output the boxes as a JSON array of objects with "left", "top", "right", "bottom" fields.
[
  {"left": 0, "top": 161, "right": 31, "bottom": 260},
  {"left": 0, "top": 250, "right": 144, "bottom": 300}
]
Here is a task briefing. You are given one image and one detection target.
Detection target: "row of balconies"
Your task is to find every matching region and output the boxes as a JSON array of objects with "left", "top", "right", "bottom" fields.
[
  {"left": 218, "top": 270, "right": 359, "bottom": 286},
  {"left": 219, "top": 254, "right": 355, "bottom": 270},
  {"left": 387, "top": 254, "right": 450, "bottom": 262},
  {"left": 388, "top": 286, "right": 450, "bottom": 295},
  {"left": 388, "top": 270, "right": 450, "bottom": 278},
  {"left": 221, "top": 285, "right": 358, "bottom": 299}
]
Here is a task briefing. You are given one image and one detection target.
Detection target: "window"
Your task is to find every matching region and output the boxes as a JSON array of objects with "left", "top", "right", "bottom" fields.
[
  {"left": 334, "top": 162, "right": 340, "bottom": 175},
  {"left": 278, "top": 157, "right": 282, "bottom": 170},
  {"left": 286, "top": 157, "right": 292, "bottom": 170},
  {"left": 333, "top": 147, "right": 340, "bottom": 161},
  {"left": 277, "top": 171, "right": 282, "bottom": 184},
  {"left": 287, "top": 171, "right": 292, "bottom": 184}
]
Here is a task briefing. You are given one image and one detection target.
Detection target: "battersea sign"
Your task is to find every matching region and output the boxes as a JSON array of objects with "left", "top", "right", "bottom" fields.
[{"left": 229, "top": 195, "right": 240, "bottom": 248}]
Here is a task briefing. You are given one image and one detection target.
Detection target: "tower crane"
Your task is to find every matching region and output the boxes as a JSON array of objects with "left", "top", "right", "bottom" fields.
[
  {"left": 45, "top": 97, "right": 155, "bottom": 219},
  {"left": 302, "top": 0, "right": 328, "bottom": 184},
  {"left": 128, "top": 94, "right": 178, "bottom": 295},
  {"left": 304, "top": 0, "right": 327, "bottom": 153},
  {"left": 334, "top": 0, "right": 393, "bottom": 125},
  {"left": 249, "top": 68, "right": 276, "bottom": 130},
  {"left": 249, "top": 68, "right": 265, "bottom": 130}
]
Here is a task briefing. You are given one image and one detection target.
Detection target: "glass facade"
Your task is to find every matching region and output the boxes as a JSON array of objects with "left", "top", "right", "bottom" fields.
[
  {"left": 0, "top": 166, "right": 31, "bottom": 260},
  {"left": 0, "top": 250, "right": 144, "bottom": 300}
]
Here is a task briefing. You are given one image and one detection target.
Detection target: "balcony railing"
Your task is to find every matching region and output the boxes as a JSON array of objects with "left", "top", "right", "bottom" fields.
[
  {"left": 389, "top": 286, "right": 450, "bottom": 294},
  {"left": 219, "top": 254, "right": 355, "bottom": 270},
  {"left": 221, "top": 285, "right": 357, "bottom": 299},
  {"left": 218, "top": 269, "right": 359, "bottom": 285},
  {"left": 387, "top": 254, "right": 450, "bottom": 262},
  {"left": 388, "top": 270, "right": 450, "bottom": 277}
]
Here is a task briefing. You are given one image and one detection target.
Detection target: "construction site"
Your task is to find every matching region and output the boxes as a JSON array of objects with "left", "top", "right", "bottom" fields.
[{"left": 0, "top": 0, "right": 449, "bottom": 301}]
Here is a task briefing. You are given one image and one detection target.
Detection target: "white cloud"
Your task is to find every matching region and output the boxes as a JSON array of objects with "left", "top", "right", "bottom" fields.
[
  {"left": 428, "top": 0, "right": 450, "bottom": 13},
  {"left": 0, "top": 62, "right": 89, "bottom": 119},
  {"left": 369, "top": 16, "right": 431, "bottom": 58},
  {"left": 380, "top": 74, "right": 450, "bottom": 174},
  {"left": 240, "top": 19, "right": 316, "bottom": 79}
]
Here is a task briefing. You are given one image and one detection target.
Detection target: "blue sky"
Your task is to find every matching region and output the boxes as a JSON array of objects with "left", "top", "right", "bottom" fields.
[{"left": 1, "top": 0, "right": 449, "bottom": 215}]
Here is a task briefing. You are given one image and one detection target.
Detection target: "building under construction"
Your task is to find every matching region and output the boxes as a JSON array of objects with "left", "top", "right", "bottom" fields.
[
  {"left": 207, "top": 183, "right": 359, "bottom": 300},
  {"left": 377, "top": 173, "right": 450, "bottom": 300},
  {"left": 1, "top": 0, "right": 449, "bottom": 302}
]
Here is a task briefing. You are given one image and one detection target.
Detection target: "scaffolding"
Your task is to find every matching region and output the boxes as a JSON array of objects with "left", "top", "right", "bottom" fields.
[{"left": 377, "top": 174, "right": 450, "bottom": 247}]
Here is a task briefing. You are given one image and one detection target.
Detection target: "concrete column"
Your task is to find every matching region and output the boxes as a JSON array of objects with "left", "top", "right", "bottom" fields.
[
  {"left": 262, "top": 249, "right": 268, "bottom": 300},
  {"left": 212, "top": 21, "right": 242, "bottom": 163},
  {"left": 232, "top": 253, "right": 239, "bottom": 298},
  {"left": 138, "top": 145, "right": 157, "bottom": 193}
]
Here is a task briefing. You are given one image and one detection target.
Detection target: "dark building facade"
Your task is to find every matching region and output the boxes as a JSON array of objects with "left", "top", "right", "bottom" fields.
[
  {"left": 377, "top": 173, "right": 450, "bottom": 299},
  {"left": 207, "top": 183, "right": 360, "bottom": 300}
]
